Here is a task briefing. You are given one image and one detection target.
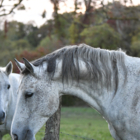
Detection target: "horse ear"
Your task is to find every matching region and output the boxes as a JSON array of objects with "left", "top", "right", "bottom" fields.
[
  {"left": 14, "top": 58, "right": 25, "bottom": 72},
  {"left": 5, "top": 61, "right": 13, "bottom": 75},
  {"left": 22, "top": 58, "right": 35, "bottom": 74}
]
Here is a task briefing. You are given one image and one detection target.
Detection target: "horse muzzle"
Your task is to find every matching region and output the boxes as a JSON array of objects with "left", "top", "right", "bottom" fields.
[
  {"left": 12, "top": 127, "right": 35, "bottom": 140},
  {"left": 0, "top": 111, "right": 5, "bottom": 125}
]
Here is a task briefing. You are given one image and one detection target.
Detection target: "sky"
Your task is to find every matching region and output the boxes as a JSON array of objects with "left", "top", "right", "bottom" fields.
[
  {"left": 3, "top": 0, "right": 85, "bottom": 27},
  {"left": 1, "top": 0, "right": 140, "bottom": 27}
]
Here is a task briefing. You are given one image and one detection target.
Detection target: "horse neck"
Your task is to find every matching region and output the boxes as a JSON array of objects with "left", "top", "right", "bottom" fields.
[
  {"left": 125, "top": 56, "right": 140, "bottom": 73},
  {"left": 55, "top": 58, "right": 128, "bottom": 117}
]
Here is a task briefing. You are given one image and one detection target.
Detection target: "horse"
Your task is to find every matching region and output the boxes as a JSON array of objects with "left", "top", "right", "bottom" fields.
[
  {"left": 11, "top": 43, "right": 140, "bottom": 140},
  {"left": 0, "top": 62, "right": 20, "bottom": 140}
]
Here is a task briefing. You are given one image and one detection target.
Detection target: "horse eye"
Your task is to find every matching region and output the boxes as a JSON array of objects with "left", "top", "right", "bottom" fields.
[
  {"left": 7, "top": 85, "right": 10, "bottom": 89},
  {"left": 25, "top": 92, "right": 34, "bottom": 98}
]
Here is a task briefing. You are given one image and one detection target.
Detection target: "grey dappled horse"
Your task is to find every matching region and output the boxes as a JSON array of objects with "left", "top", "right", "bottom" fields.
[
  {"left": 0, "top": 62, "right": 20, "bottom": 140},
  {"left": 12, "top": 44, "right": 140, "bottom": 140}
]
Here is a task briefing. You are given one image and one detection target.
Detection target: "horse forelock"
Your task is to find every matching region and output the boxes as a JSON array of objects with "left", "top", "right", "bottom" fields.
[{"left": 22, "top": 44, "right": 127, "bottom": 89}]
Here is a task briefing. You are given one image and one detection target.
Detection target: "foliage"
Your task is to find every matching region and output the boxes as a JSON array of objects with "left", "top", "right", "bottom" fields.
[
  {"left": 7, "top": 21, "right": 34, "bottom": 41},
  {"left": 130, "top": 41, "right": 140, "bottom": 57},
  {"left": 13, "top": 47, "right": 50, "bottom": 73},
  {"left": 0, "top": 0, "right": 24, "bottom": 17},
  {"left": 80, "top": 23, "right": 121, "bottom": 50},
  {"left": 26, "top": 31, "right": 39, "bottom": 47},
  {"left": 12, "top": 39, "right": 32, "bottom": 50},
  {"left": 0, "top": 0, "right": 140, "bottom": 107},
  {"left": 0, "top": 37, "right": 24, "bottom": 66},
  {"left": 54, "top": 14, "right": 68, "bottom": 38},
  {"left": 26, "top": 24, "right": 49, "bottom": 47},
  {"left": 130, "top": 32, "right": 140, "bottom": 56},
  {"left": 38, "top": 35, "right": 63, "bottom": 51},
  {"left": 69, "top": 22, "right": 79, "bottom": 44}
]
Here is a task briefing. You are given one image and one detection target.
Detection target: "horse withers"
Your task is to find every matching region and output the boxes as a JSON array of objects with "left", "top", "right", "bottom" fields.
[
  {"left": 12, "top": 44, "right": 140, "bottom": 140},
  {"left": 0, "top": 62, "right": 20, "bottom": 140}
]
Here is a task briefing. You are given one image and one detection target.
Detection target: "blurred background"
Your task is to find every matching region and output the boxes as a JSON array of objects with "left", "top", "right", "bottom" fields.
[{"left": 1, "top": 0, "right": 140, "bottom": 139}]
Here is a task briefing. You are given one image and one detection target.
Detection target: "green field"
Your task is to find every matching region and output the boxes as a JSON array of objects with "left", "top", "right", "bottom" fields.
[{"left": 3, "top": 107, "right": 113, "bottom": 140}]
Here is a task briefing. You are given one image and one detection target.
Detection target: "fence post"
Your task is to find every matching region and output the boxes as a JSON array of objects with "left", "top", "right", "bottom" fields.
[{"left": 43, "top": 97, "right": 62, "bottom": 140}]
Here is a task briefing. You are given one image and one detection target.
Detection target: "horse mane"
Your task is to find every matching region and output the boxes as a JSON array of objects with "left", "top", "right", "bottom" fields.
[{"left": 22, "top": 44, "right": 127, "bottom": 89}]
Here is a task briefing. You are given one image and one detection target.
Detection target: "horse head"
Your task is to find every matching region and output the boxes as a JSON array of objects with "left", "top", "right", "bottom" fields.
[
  {"left": 0, "top": 62, "right": 13, "bottom": 124},
  {"left": 12, "top": 58, "right": 59, "bottom": 140}
]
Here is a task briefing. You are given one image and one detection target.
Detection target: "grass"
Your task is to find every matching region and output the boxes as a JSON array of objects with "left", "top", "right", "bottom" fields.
[
  {"left": 3, "top": 107, "right": 113, "bottom": 140},
  {"left": 59, "top": 107, "right": 113, "bottom": 140}
]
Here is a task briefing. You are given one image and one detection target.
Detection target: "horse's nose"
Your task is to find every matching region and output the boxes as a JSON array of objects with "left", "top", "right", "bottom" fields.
[
  {"left": 11, "top": 127, "right": 34, "bottom": 140},
  {"left": 0, "top": 111, "right": 5, "bottom": 118},
  {"left": 12, "top": 133, "right": 18, "bottom": 140},
  {"left": 0, "top": 111, "right": 5, "bottom": 123},
  {"left": 1, "top": 112, "right": 5, "bottom": 119}
]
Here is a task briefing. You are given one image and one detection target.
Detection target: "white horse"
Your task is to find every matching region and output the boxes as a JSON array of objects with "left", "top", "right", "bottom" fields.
[
  {"left": 12, "top": 43, "right": 140, "bottom": 140},
  {"left": 0, "top": 62, "right": 20, "bottom": 140}
]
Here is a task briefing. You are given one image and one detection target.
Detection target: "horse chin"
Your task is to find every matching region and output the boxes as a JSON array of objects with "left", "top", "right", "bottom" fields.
[
  {"left": 17, "top": 135, "right": 35, "bottom": 140},
  {"left": 0, "top": 122, "right": 4, "bottom": 125},
  {"left": 25, "top": 136, "right": 35, "bottom": 140},
  {"left": 22, "top": 129, "right": 35, "bottom": 140}
]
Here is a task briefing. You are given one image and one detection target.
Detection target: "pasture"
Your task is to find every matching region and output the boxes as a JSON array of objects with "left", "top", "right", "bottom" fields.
[{"left": 3, "top": 107, "right": 113, "bottom": 140}]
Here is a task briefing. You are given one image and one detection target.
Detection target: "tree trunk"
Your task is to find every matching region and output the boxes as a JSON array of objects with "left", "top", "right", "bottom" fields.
[{"left": 43, "top": 97, "right": 61, "bottom": 140}]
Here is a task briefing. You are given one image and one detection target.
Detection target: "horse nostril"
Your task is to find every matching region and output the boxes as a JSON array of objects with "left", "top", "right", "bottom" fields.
[
  {"left": 0, "top": 111, "right": 5, "bottom": 120},
  {"left": 13, "top": 134, "right": 18, "bottom": 140},
  {"left": 2, "top": 112, "right": 5, "bottom": 119}
]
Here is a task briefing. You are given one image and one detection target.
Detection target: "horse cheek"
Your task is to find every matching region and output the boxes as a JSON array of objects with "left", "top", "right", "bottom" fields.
[{"left": 47, "top": 95, "right": 59, "bottom": 115}]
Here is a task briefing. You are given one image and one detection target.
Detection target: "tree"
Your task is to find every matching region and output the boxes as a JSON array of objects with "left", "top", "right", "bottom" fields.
[
  {"left": 13, "top": 47, "right": 50, "bottom": 73},
  {"left": 80, "top": 23, "right": 121, "bottom": 50},
  {"left": 69, "top": 22, "right": 79, "bottom": 44},
  {"left": 12, "top": 39, "right": 32, "bottom": 50},
  {"left": 6, "top": 21, "right": 35, "bottom": 41},
  {"left": 105, "top": 2, "right": 140, "bottom": 52},
  {"left": 43, "top": 2, "right": 64, "bottom": 139},
  {"left": 38, "top": 35, "right": 63, "bottom": 51},
  {"left": 43, "top": 98, "right": 61, "bottom": 140},
  {"left": 0, "top": 0, "right": 25, "bottom": 17},
  {"left": 130, "top": 31, "right": 140, "bottom": 56},
  {"left": 82, "top": 0, "right": 95, "bottom": 25}
]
